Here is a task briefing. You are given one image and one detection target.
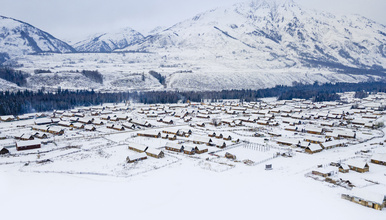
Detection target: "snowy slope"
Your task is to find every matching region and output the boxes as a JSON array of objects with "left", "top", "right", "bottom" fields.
[
  {"left": 73, "top": 27, "right": 144, "bottom": 52},
  {"left": 3, "top": 0, "right": 386, "bottom": 91},
  {"left": 124, "top": 0, "right": 386, "bottom": 71},
  {"left": 0, "top": 15, "right": 75, "bottom": 59}
]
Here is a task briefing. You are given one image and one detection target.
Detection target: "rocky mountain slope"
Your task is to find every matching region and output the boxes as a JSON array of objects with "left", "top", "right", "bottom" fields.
[
  {"left": 73, "top": 27, "right": 144, "bottom": 52},
  {"left": 0, "top": 15, "right": 75, "bottom": 60},
  {"left": 124, "top": 0, "right": 386, "bottom": 72}
]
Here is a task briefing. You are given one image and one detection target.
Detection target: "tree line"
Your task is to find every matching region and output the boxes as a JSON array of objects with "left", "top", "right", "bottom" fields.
[{"left": 0, "top": 81, "right": 385, "bottom": 116}]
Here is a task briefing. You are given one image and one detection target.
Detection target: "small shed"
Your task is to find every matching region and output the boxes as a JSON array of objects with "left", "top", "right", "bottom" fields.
[{"left": 339, "top": 164, "right": 350, "bottom": 173}]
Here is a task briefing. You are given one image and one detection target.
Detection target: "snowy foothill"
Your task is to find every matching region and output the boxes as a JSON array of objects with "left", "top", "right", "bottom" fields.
[{"left": 0, "top": 92, "right": 386, "bottom": 219}]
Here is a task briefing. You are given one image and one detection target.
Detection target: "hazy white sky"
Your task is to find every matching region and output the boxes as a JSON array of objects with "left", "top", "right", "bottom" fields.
[{"left": 1, "top": 0, "right": 385, "bottom": 43}]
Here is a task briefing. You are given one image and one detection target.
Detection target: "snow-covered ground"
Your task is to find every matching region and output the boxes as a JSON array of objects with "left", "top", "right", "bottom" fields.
[{"left": 0, "top": 93, "right": 386, "bottom": 219}]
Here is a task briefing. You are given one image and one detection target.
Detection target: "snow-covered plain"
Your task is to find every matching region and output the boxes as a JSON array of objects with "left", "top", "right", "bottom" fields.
[{"left": 0, "top": 92, "right": 386, "bottom": 219}]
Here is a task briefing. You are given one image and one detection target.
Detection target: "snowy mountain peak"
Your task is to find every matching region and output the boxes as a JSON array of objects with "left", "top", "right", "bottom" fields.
[
  {"left": 0, "top": 15, "right": 75, "bottom": 59},
  {"left": 123, "top": 0, "right": 386, "bottom": 72},
  {"left": 73, "top": 27, "right": 145, "bottom": 52}
]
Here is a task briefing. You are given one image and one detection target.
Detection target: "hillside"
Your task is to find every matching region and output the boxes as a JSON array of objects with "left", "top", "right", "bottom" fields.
[{"left": 0, "top": 15, "right": 75, "bottom": 60}]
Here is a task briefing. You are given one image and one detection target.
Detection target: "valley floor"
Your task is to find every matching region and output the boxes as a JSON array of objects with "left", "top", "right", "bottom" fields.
[{"left": 0, "top": 94, "right": 385, "bottom": 220}]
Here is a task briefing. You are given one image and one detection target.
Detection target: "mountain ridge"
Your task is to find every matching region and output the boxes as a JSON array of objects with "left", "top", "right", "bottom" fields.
[
  {"left": 73, "top": 27, "right": 145, "bottom": 52},
  {"left": 0, "top": 15, "right": 75, "bottom": 60}
]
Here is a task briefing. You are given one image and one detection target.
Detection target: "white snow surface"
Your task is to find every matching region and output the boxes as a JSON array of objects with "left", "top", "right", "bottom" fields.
[{"left": 0, "top": 94, "right": 386, "bottom": 219}]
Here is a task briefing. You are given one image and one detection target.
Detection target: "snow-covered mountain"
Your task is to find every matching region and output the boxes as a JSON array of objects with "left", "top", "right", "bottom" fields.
[
  {"left": 2, "top": 0, "right": 386, "bottom": 91},
  {"left": 0, "top": 15, "right": 75, "bottom": 60},
  {"left": 73, "top": 27, "right": 144, "bottom": 52},
  {"left": 124, "top": 0, "right": 386, "bottom": 72}
]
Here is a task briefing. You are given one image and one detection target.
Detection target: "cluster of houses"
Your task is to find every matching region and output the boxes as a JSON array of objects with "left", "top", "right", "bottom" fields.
[
  {"left": 126, "top": 143, "right": 165, "bottom": 163},
  {"left": 310, "top": 153, "right": 386, "bottom": 210}
]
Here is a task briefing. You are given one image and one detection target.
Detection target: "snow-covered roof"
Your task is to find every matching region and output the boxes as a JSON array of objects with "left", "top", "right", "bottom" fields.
[
  {"left": 16, "top": 140, "right": 41, "bottom": 147},
  {"left": 128, "top": 143, "right": 148, "bottom": 151},
  {"left": 127, "top": 152, "right": 147, "bottom": 161},
  {"left": 349, "top": 188, "right": 386, "bottom": 205},
  {"left": 146, "top": 148, "right": 163, "bottom": 155},
  {"left": 320, "top": 140, "right": 348, "bottom": 148},
  {"left": 346, "top": 159, "right": 369, "bottom": 169},
  {"left": 306, "top": 144, "right": 323, "bottom": 152},
  {"left": 371, "top": 153, "right": 386, "bottom": 162}
]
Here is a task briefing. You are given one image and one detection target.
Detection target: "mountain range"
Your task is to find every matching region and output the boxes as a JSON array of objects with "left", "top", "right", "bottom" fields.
[{"left": 0, "top": 0, "right": 385, "bottom": 91}]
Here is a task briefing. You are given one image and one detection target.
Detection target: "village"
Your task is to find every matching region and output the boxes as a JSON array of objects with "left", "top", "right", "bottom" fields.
[{"left": 0, "top": 91, "right": 386, "bottom": 212}]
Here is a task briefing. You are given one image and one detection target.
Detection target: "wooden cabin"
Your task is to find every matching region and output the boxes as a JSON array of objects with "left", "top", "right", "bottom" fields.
[
  {"left": 48, "top": 126, "right": 65, "bottom": 135},
  {"left": 162, "top": 128, "right": 181, "bottom": 135},
  {"left": 165, "top": 142, "right": 184, "bottom": 153},
  {"left": 126, "top": 153, "right": 147, "bottom": 163},
  {"left": 195, "top": 145, "right": 209, "bottom": 154},
  {"left": 304, "top": 137, "right": 325, "bottom": 144},
  {"left": 183, "top": 145, "right": 196, "bottom": 155},
  {"left": 34, "top": 132, "right": 48, "bottom": 139},
  {"left": 58, "top": 121, "right": 72, "bottom": 127},
  {"left": 128, "top": 143, "right": 148, "bottom": 153},
  {"left": 32, "top": 125, "right": 49, "bottom": 133},
  {"left": 0, "top": 115, "right": 15, "bottom": 122},
  {"left": 371, "top": 153, "right": 386, "bottom": 166},
  {"left": 320, "top": 140, "right": 347, "bottom": 149},
  {"left": 342, "top": 189, "right": 386, "bottom": 210},
  {"left": 92, "top": 119, "right": 104, "bottom": 125},
  {"left": 34, "top": 118, "right": 53, "bottom": 125},
  {"left": 16, "top": 140, "right": 41, "bottom": 151},
  {"left": 161, "top": 133, "right": 169, "bottom": 139},
  {"left": 312, "top": 168, "right": 334, "bottom": 178},
  {"left": 145, "top": 148, "right": 164, "bottom": 158},
  {"left": 122, "top": 122, "right": 135, "bottom": 130},
  {"left": 304, "top": 126, "right": 324, "bottom": 135},
  {"left": 347, "top": 159, "right": 370, "bottom": 173},
  {"left": 211, "top": 139, "right": 227, "bottom": 148},
  {"left": 72, "top": 122, "right": 85, "bottom": 129},
  {"left": 168, "top": 134, "right": 177, "bottom": 141},
  {"left": 339, "top": 164, "right": 350, "bottom": 173},
  {"left": 78, "top": 118, "right": 93, "bottom": 124},
  {"left": 276, "top": 137, "right": 300, "bottom": 146},
  {"left": 196, "top": 122, "right": 205, "bottom": 127},
  {"left": 137, "top": 131, "right": 161, "bottom": 138},
  {"left": 190, "top": 135, "right": 212, "bottom": 145},
  {"left": 84, "top": 125, "right": 96, "bottom": 131},
  {"left": 112, "top": 125, "right": 125, "bottom": 131},
  {"left": 305, "top": 144, "right": 323, "bottom": 154},
  {"left": 208, "top": 132, "right": 216, "bottom": 138},
  {"left": 131, "top": 119, "right": 151, "bottom": 127}
]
